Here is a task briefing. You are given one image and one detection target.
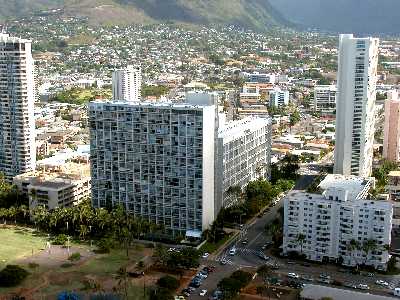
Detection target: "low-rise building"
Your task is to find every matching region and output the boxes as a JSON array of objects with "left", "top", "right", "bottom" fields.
[
  {"left": 283, "top": 175, "right": 392, "bottom": 271},
  {"left": 313, "top": 85, "right": 337, "bottom": 116},
  {"left": 13, "top": 162, "right": 91, "bottom": 210}
]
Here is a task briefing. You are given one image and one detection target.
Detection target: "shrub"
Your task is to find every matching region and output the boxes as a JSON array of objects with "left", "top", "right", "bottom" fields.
[
  {"left": 53, "top": 234, "right": 69, "bottom": 245},
  {"left": 0, "top": 265, "right": 29, "bottom": 287},
  {"left": 95, "top": 238, "right": 115, "bottom": 254},
  {"left": 157, "top": 275, "right": 179, "bottom": 291},
  {"left": 28, "top": 262, "right": 39, "bottom": 269},
  {"left": 68, "top": 252, "right": 81, "bottom": 262},
  {"left": 60, "top": 263, "right": 74, "bottom": 268}
]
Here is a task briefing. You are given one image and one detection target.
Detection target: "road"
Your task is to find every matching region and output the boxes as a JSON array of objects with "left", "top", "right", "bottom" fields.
[{"left": 186, "top": 178, "right": 400, "bottom": 299}]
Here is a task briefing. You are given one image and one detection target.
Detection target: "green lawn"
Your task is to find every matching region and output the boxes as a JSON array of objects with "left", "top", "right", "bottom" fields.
[{"left": 0, "top": 227, "right": 47, "bottom": 269}]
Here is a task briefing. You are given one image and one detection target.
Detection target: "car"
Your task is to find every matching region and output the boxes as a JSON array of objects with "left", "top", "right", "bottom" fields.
[
  {"left": 220, "top": 259, "right": 227, "bottom": 265},
  {"left": 287, "top": 261, "right": 296, "bottom": 265},
  {"left": 189, "top": 281, "right": 200, "bottom": 288},
  {"left": 174, "top": 296, "right": 185, "bottom": 300},
  {"left": 242, "top": 239, "right": 248, "bottom": 245},
  {"left": 262, "top": 241, "right": 273, "bottom": 250},
  {"left": 319, "top": 274, "right": 331, "bottom": 280},
  {"left": 358, "top": 284, "right": 370, "bottom": 290},
  {"left": 287, "top": 272, "right": 299, "bottom": 279},
  {"left": 202, "top": 252, "right": 210, "bottom": 258},
  {"left": 301, "top": 275, "right": 314, "bottom": 282},
  {"left": 229, "top": 247, "right": 236, "bottom": 255},
  {"left": 258, "top": 252, "right": 270, "bottom": 261},
  {"left": 376, "top": 280, "right": 389, "bottom": 287},
  {"left": 181, "top": 289, "right": 191, "bottom": 297},
  {"left": 317, "top": 278, "right": 331, "bottom": 284},
  {"left": 198, "top": 272, "right": 208, "bottom": 279},
  {"left": 199, "top": 289, "right": 207, "bottom": 296}
]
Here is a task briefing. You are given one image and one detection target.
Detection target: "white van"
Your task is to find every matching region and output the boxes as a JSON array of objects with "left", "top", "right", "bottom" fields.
[
  {"left": 394, "top": 288, "right": 400, "bottom": 297},
  {"left": 229, "top": 247, "right": 237, "bottom": 255}
]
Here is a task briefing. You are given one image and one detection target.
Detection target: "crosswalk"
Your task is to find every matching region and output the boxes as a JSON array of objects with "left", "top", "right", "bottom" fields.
[
  {"left": 214, "top": 247, "right": 264, "bottom": 265},
  {"left": 387, "top": 278, "right": 400, "bottom": 289}
]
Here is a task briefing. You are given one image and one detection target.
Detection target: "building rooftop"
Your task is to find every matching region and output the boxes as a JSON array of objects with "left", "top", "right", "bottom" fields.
[
  {"left": 301, "top": 284, "right": 394, "bottom": 300},
  {"left": 0, "top": 33, "right": 31, "bottom": 44},
  {"left": 218, "top": 117, "right": 271, "bottom": 142},
  {"left": 388, "top": 171, "right": 400, "bottom": 177},
  {"left": 14, "top": 162, "right": 90, "bottom": 191},
  {"left": 319, "top": 174, "right": 374, "bottom": 200}
]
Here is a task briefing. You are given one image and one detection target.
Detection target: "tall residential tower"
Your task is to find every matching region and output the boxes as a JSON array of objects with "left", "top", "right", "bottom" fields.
[
  {"left": 89, "top": 93, "right": 218, "bottom": 236},
  {"left": 0, "top": 33, "right": 36, "bottom": 181},
  {"left": 383, "top": 91, "right": 400, "bottom": 162},
  {"left": 334, "top": 34, "right": 379, "bottom": 177},
  {"left": 112, "top": 65, "right": 142, "bottom": 102}
]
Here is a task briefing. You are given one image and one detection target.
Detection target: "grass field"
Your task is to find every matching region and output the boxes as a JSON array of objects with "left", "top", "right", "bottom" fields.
[{"left": 0, "top": 227, "right": 47, "bottom": 269}]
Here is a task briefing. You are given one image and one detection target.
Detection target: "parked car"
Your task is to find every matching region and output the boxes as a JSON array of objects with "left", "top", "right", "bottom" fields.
[
  {"left": 199, "top": 289, "right": 207, "bottom": 296},
  {"left": 242, "top": 239, "right": 248, "bottom": 245},
  {"left": 229, "top": 247, "right": 236, "bottom": 255},
  {"left": 202, "top": 252, "right": 209, "bottom": 258},
  {"left": 287, "top": 272, "right": 299, "bottom": 279},
  {"left": 376, "top": 280, "right": 389, "bottom": 287},
  {"left": 220, "top": 259, "right": 227, "bottom": 265},
  {"left": 358, "top": 284, "right": 370, "bottom": 290}
]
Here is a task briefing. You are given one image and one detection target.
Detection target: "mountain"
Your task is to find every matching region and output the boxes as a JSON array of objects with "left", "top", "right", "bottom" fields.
[
  {"left": 0, "top": 0, "right": 289, "bottom": 30},
  {"left": 269, "top": 0, "right": 400, "bottom": 35}
]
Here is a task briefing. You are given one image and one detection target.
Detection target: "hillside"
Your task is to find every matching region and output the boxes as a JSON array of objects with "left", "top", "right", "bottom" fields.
[
  {"left": 0, "top": 0, "right": 289, "bottom": 30},
  {"left": 269, "top": 0, "right": 400, "bottom": 35}
]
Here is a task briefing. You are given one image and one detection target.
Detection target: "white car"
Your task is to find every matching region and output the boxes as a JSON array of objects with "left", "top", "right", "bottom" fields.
[
  {"left": 199, "top": 289, "right": 207, "bottom": 296},
  {"left": 376, "top": 280, "right": 389, "bottom": 287},
  {"left": 229, "top": 248, "right": 236, "bottom": 255},
  {"left": 287, "top": 272, "right": 299, "bottom": 279},
  {"left": 202, "top": 252, "right": 210, "bottom": 258},
  {"left": 358, "top": 284, "right": 370, "bottom": 290}
]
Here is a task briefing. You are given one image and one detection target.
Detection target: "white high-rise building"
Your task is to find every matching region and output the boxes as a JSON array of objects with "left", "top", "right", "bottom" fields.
[
  {"left": 216, "top": 117, "right": 272, "bottom": 209},
  {"left": 0, "top": 33, "right": 36, "bottom": 181},
  {"left": 283, "top": 174, "right": 392, "bottom": 271},
  {"left": 112, "top": 65, "right": 141, "bottom": 102},
  {"left": 313, "top": 85, "right": 337, "bottom": 116},
  {"left": 334, "top": 34, "right": 379, "bottom": 177},
  {"left": 89, "top": 92, "right": 217, "bottom": 237}
]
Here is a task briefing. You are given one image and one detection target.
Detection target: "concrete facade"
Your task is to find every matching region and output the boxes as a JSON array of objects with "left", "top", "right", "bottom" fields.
[
  {"left": 334, "top": 34, "right": 379, "bottom": 177},
  {"left": 0, "top": 33, "right": 36, "bottom": 181}
]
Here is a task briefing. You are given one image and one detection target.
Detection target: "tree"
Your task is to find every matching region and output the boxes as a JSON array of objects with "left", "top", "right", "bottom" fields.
[
  {"left": 157, "top": 275, "right": 179, "bottom": 291},
  {"left": 289, "top": 110, "right": 301, "bottom": 127},
  {"left": 257, "top": 265, "right": 272, "bottom": 299},
  {"left": 347, "top": 239, "right": 361, "bottom": 270},
  {"left": 296, "top": 233, "right": 306, "bottom": 255},
  {"left": 362, "top": 239, "right": 378, "bottom": 265},
  {"left": 0, "top": 265, "right": 29, "bottom": 287},
  {"left": 116, "top": 267, "right": 129, "bottom": 300}
]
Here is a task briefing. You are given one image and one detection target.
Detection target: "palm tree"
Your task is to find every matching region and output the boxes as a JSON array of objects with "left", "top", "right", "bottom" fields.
[
  {"left": 116, "top": 267, "right": 129, "bottom": 300},
  {"left": 347, "top": 239, "right": 361, "bottom": 270},
  {"left": 296, "top": 233, "right": 306, "bottom": 256},
  {"left": 362, "top": 239, "right": 378, "bottom": 265}
]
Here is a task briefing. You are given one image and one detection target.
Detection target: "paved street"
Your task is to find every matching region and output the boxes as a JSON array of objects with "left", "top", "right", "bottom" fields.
[{"left": 185, "top": 182, "right": 400, "bottom": 299}]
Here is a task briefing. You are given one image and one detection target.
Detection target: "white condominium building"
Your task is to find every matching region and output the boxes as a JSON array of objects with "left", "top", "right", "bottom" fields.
[
  {"left": 283, "top": 175, "right": 392, "bottom": 271},
  {"left": 334, "top": 34, "right": 379, "bottom": 177},
  {"left": 112, "top": 65, "right": 142, "bottom": 102},
  {"left": 216, "top": 117, "right": 272, "bottom": 209},
  {"left": 0, "top": 33, "right": 36, "bottom": 181},
  {"left": 269, "top": 87, "right": 289, "bottom": 107},
  {"left": 313, "top": 85, "right": 337, "bottom": 116},
  {"left": 89, "top": 92, "right": 218, "bottom": 236}
]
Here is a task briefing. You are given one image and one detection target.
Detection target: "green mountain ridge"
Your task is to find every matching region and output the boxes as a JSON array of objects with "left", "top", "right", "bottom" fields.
[{"left": 0, "top": 0, "right": 289, "bottom": 30}]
